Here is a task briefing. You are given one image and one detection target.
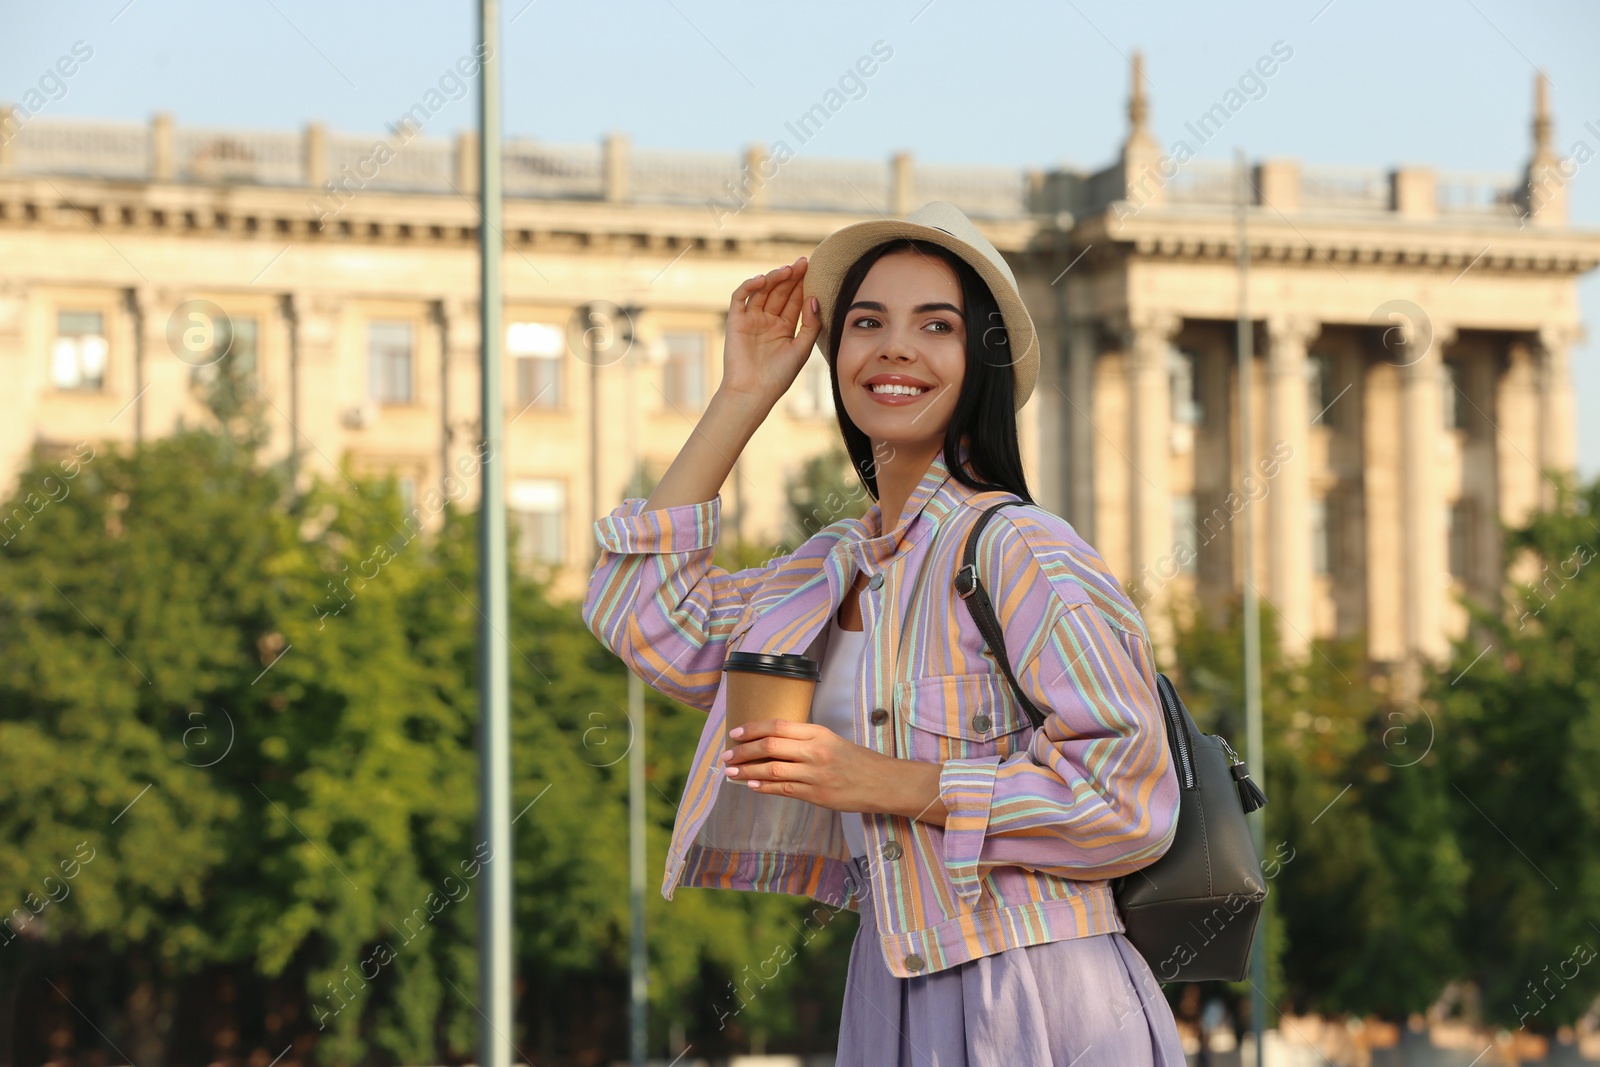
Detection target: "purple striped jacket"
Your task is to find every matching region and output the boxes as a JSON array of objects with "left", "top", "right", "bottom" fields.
[{"left": 581, "top": 441, "right": 1180, "bottom": 978}]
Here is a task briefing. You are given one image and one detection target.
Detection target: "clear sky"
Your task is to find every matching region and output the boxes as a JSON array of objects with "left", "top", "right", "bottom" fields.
[{"left": 7, "top": 0, "right": 1598, "bottom": 478}]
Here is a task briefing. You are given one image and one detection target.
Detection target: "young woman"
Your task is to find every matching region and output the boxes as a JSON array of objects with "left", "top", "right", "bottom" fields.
[{"left": 582, "top": 202, "right": 1184, "bottom": 1065}]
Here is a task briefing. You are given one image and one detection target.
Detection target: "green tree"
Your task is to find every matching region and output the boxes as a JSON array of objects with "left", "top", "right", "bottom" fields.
[
  {"left": 1168, "top": 596, "right": 1466, "bottom": 1024},
  {"left": 0, "top": 425, "right": 492, "bottom": 1063},
  {"left": 0, "top": 395, "right": 871, "bottom": 1063},
  {"left": 1434, "top": 474, "right": 1600, "bottom": 1032}
]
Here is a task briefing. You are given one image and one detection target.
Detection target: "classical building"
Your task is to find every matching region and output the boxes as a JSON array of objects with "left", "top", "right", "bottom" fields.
[{"left": 2, "top": 61, "right": 1596, "bottom": 685}]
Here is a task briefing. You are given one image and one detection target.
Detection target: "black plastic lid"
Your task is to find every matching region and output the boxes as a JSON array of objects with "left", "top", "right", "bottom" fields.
[{"left": 724, "top": 651, "right": 821, "bottom": 682}]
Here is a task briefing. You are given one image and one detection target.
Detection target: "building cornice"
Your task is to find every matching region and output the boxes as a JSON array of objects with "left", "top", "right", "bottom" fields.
[
  {"left": 0, "top": 174, "right": 1042, "bottom": 260},
  {"left": 1070, "top": 202, "right": 1600, "bottom": 276}
]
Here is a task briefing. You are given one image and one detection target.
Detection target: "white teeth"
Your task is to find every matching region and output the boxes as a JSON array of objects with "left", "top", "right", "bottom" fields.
[{"left": 870, "top": 383, "right": 928, "bottom": 396}]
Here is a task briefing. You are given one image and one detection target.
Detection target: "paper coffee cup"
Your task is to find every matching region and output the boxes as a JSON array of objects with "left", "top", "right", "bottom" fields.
[{"left": 723, "top": 651, "right": 820, "bottom": 761}]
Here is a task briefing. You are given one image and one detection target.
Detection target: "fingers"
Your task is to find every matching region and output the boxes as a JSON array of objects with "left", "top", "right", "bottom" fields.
[
  {"left": 753, "top": 258, "right": 804, "bottom": 318},
  {"left": 728, "top": 717, "right": 810, "bottom": 742},
  {"left": 773, "top": 257, "right": 810, "bottom": 323},
  {"left": 724, "top": 743, "right": 814, "bottom": 783},
  {"left": 722, "top": 720, "right": 830, "bottom": 768},
  {"left": 729, "top": 272, "right": 767, "bottom": 318},
  {"left": 794, "top": 293, "right": 824, "bottom": 352}
]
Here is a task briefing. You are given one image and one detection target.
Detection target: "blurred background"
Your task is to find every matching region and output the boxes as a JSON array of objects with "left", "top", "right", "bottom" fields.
[{"left": 2, "top": 1, "right": 1599, "bottom": 1064}]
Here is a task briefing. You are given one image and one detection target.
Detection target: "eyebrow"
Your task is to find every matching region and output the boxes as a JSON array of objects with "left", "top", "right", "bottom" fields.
[{"left": 846, "top": 300, "right": 965, "bottom": 318}]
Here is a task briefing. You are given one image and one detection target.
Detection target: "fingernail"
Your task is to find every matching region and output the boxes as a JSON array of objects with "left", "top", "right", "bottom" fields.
[
  {"left": 724, "top": 766, "right": 738, "bottom": 777},
  {"left": 718, "top": 750, "right": 730, "bottom": 762},
  {"left": 810, "top": 297, "right": 819, "bottom": 313},
  {"left": 730, "top": 726, "right": 744, "bottom": 738}
]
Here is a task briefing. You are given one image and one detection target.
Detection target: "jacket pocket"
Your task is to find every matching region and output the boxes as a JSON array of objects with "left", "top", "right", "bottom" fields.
[{"left": 895, "top": 671, "right": 1033, "bottom": 764}]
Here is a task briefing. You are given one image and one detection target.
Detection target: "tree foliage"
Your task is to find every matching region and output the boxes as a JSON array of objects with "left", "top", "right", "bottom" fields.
[
  {"left": 0, "top": 388, "right": 853, "bottom": 1064},
  {"left": 1168, "top": 597, "right": 1468, "bottom": 1025},
  {"left": 1433, "top": 475, "right": 1600, "bottom": 1031}
]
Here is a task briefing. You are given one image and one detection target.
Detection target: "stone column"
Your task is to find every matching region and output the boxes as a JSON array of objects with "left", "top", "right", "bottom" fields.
[
  {"left": 1497, "top": 338, "right": 1543, "bottom": 530},
  {"left": 0, "top": 107, "right": 16, "bottom": 171},
  {"left": 284, "top": 290, "right": 344, "bottom": 494},
  {"left": 1065, "top": 319, "right": 1097, "bottom": 539},
  {"left": 890, "top": 151, "right": 915, "bottom": 215},
  {"left": 126, "top": 286, "right": 161, "bottom": 443},
  {"left": 1265, "top": 315, "right": 1319, "bottom": 658},
  {"left": 1536, "top": 324, "right": 1577, "bottom": 504},
  {"left": 0, "top": 284, "right": 32, "bottom": 497},
  {"left": 1123, "top": 311, "right": 1181, "bottom": 652},
  {"left": 1256, "top": 160, "right": 1301, "bottom": 213},
  {"left": 1399, "top": 321, "right": 1455, "bottom": 677},
  {"left": 1391, "top": 167, "right": 1437, "bottom": 220},
  {"left": 454, "top": 130, "right": 480, "bottom": 196},
  {"left": 603, "top": 132, "right": 630, "bottom": 203},
  {"left": 150, "top": 112, "right": 174, "bottom": 181},
  {"left": 438, "top": 297, "right": 484, "bottom": 513},
  {"left": 303, "top": 123, "right": 326, "bottom": 188},
  {"left": 743, "top": 144, "right": 769, "bottom": 209}
]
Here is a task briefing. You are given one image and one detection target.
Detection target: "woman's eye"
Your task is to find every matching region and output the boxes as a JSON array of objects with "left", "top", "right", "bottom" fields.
[
  {"left": 849, "top": 316, "right": 881, "bottom": 329},
  {"left": 924, "top": 320, "right": 954, "bottom": 333}
]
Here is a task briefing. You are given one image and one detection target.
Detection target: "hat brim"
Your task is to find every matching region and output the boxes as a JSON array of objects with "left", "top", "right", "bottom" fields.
[{"left": 801, "top": 218, "right": 1038, "bottom": 412}]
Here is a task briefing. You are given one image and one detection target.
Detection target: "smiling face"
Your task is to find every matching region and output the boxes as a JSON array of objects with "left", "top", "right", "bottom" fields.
[{"left": 833, "top": 250, "right": 968, "bottom": 454}]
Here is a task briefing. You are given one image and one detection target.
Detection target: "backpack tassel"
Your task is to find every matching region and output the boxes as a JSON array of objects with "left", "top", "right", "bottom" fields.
[{"left": 1231, "top": 763, "right": 1267, "bottom": 813}]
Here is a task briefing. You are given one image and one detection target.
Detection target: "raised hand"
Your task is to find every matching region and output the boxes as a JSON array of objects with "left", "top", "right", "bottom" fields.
[
  {"left": 638, "top": 258, "right": 825, "bottom": 514},
  {"left": 718, "top": 256, "right": 825, "bottom": 409}
]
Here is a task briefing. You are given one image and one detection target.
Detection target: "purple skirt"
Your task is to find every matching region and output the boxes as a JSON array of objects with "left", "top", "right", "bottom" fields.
[{"left": 836, "top": 855, "right": 1187, "bottom": 1067}]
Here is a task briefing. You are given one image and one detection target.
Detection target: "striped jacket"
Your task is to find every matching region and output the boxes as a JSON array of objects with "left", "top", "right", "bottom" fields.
[{"left": 581, "top": 441, "right": 1179, "bottom": 978}]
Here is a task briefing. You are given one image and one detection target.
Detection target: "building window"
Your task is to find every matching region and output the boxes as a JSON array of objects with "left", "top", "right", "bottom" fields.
[
  {"left": 662, "top": 332, "right": 707, "bottom": 411},
  {"left": 508, "top": 321, "right": 564, "bottom": 409},
  {"left": 1307, "top": 352, "right": 1336, "bottom": 424},
  {"left": 1311, "top": 496, "right": 1335, "bottom": 576},
  {"left": 1170, "top": 495, "right": 1198, "bottom": 574},
  {"left": 787, "top": 350, "right": 836, "bottom": 418},
  {"left": 368, "top": 321, "right": 414, "bottom": 404},
  {"left": 52, "top": 310, "right": 109, "bottom": 391},
  {"left": 1442, "top": 359, "right": 1465, "bottom": 431},
  {"left": 191, "top": 316, "right": 259, "bottom": 389},
  {"left": 509, "top": 479, "right": 566, "bottom": 566},
  {"left": 1448, "top": 499, "right": 1474, "bottom": 580}
]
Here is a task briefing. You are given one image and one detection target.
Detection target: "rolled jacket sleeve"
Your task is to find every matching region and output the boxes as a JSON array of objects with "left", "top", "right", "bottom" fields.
[
  {"left": 935, "top": 511, "right": 1180, "bottom": 907},
  {"left": 582, "top": 494, "right": 780, "bottom": 712}
]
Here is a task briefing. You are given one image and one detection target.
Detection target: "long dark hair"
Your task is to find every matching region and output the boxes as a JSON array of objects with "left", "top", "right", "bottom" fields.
[{"left": 825, "top": 238, "right": 1033, "bottom": 504}]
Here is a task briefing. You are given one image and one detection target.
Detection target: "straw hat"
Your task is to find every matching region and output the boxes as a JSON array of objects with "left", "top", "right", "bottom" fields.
[{"left": 802, "top": 200, "right": 1038, "bottom": 411}]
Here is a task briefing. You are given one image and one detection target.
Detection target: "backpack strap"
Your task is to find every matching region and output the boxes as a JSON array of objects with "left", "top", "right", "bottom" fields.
[{"left": 954, "top": 498, "right": 1048, "bottom": 731}]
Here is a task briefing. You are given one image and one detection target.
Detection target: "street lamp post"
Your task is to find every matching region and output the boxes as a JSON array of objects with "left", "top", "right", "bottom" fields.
[
  {"left": 475, "top": 2, "right": 514, "bottom": 1065},
  {"left": 574, "top": 300, "right": 650, "bottom": 1065},
  {"left": 1236, "top": 146, "right": 1268, "bottom": 1065}
]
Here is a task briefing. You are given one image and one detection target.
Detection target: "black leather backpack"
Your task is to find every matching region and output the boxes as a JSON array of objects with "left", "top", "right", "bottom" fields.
[{"left": 953, "top": 498, "right": 1268, "bottom": 983}]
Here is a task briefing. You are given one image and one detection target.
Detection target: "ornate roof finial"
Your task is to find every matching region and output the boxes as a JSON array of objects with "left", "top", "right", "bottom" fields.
[
  {"left": 1532, "top": 69, "right": 1553, "bottom": 158},
  {"left": 1522, "top": 68, "right": 1567, "bottom": 225},
  {"left": 1129, "top": 51, "right": 1149, "bottom": 135}
]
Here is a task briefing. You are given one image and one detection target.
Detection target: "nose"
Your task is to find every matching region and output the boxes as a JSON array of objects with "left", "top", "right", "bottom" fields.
[{"left": 877, "top": 324, "right": 918, "bottom": 363}]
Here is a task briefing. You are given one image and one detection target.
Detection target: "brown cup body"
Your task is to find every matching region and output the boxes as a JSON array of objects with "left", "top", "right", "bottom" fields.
[{"left": 723, "top": 654, "right": 819, "bottom": 761}]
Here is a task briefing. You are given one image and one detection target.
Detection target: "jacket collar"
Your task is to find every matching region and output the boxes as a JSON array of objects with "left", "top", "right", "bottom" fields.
[
  {"left": 829, "top": 436, "right": 991, "bottom": 572},
  {"left": 733, "top": 438, "right": 1003, "bottom": 660}
]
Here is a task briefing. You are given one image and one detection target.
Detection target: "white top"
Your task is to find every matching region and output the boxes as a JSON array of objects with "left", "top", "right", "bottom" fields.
[{"left": 813, "top": 612, "right": 870, "bottom": 860}]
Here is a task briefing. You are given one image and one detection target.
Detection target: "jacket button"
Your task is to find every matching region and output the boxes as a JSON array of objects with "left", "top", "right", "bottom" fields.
[
  {"left": 870, "top": 707, "right": 890, "bottom": 725},
  {"left": 881, "top": 840, "right": 903, "bottom": 861},
  {"left": 971, "top": 713, "right": 992, "bottom": 733},
  {"left": 867, "top": 572, "right": 884, "bottom": 590},
  {"left": 904, "top": 953, "right": 926, "bottom": 971}
]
